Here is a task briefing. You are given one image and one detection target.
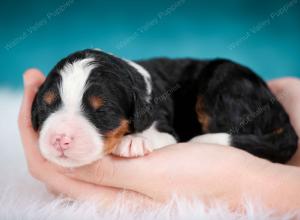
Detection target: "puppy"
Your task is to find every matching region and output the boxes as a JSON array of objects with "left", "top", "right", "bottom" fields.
[{"left": 31, "top": 49, "right": 298, "bottom": 167}]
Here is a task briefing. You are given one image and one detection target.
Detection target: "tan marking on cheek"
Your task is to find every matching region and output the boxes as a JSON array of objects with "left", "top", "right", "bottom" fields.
[
  {"left": 195, "top": 96, "right": 210, "bottom": 132},
  {"left": 104, "top": 119, "right": 129, "bottom": 154},
  {"left": 89, "top": 96, "right": 103, "bottom": 110},
  {"left": 43, "top": 91, "right": 56, "bottom": 105}
]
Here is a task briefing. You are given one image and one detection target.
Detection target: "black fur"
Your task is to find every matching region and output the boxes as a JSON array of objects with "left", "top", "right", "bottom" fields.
[
  {"left": 32, "top": 49, "right": 298, "bottom": 163},
  {"left": 31, "top": 71, "right": 62, "bottom": 130}
]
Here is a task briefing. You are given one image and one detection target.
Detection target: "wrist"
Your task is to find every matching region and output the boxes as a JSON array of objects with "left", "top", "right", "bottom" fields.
[
  {"left": 219, "top": 152, "right": 270, "bottom": 209},
  {"left": 240, "top": 157, "right": 300, "bottom": 213}
]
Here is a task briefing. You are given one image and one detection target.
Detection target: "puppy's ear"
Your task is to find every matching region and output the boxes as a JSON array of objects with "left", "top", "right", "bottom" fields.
[
  {"left": 131, "top": 89, "right": 153, "bottom": 132},
  {"left": 31, "top": 95, "right": 40, "bottom": 131}
]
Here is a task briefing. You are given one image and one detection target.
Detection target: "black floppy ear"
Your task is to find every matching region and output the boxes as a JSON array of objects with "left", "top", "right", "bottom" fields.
[
  {"left": 131, "top": 90, "right": 153, "bottom": 132},
  {"left": 31, "top": 94, "right": 40, "bottom": 131}
]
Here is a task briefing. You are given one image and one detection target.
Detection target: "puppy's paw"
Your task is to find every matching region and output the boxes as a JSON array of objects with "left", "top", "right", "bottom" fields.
[{"left": 112, "top": 134, "right": 153, "bottom": 157}]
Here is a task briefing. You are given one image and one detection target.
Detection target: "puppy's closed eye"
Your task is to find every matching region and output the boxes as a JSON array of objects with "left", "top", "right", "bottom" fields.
[
  {"left": 89, "top": 96, "right": 103, "bottom": 110},
  {"left": 43, "top": 91, "right": 57, "bottom": 105}
]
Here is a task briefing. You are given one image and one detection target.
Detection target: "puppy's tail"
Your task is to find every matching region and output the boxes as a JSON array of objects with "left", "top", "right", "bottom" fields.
[{"left": 190, "top": 124, "right": 298, "bottom": 163}]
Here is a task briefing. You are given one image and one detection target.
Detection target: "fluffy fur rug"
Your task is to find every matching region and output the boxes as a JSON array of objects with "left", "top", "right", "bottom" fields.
[{"left": 0, "top": 89, "right": 298, "bottom": 220}]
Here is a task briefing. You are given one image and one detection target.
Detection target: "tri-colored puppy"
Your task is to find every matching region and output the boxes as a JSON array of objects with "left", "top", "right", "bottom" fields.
[{"left": 31, "top": 49, "right": 298, "bottom": 167}]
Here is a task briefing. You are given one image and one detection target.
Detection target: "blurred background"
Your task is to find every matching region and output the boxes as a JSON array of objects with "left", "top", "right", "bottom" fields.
[{"left": 0, "top": 0, "right": 299, "bottom": 89}]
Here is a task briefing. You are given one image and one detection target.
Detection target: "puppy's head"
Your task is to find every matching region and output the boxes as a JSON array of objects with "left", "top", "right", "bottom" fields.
[{"left": 31, "top": 49, "right": 152, "bottom": 167}]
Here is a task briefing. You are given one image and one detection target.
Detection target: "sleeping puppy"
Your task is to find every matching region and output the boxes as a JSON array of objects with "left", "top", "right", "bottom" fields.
[{"left": 31, "top": 49, "right": 298, "bottom": 167}]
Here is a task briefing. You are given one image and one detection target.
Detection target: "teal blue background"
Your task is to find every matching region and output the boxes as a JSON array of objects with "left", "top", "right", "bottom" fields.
[{"left": 1, "top": 0, "right": 299, "bottom": 88}]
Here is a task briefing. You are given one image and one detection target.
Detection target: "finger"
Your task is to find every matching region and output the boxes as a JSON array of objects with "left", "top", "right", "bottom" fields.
[
  {"left": 45, "top": 171, "right": 123, "bottom": 206},
  {"left": 65, "top": 153, "right": 158, "bottom": 193},
  {"left": 48, "top": 168, "right": 153, "bottom": 207},
  {"left": 45, "top": 170, "right": 155, "bottom": 207},
  {"left": 52, "top": 173, "right": 155, "bottom": 208},
  {"left": 18, "top": 69, "right": 46, "bottom": 165},
  {"left": 64, "top": 144, "right": 184, "bottom": 197},
  {"left": 288, "top": 141, "right": 300, "bottom": 167},
  {"left": 268, "top": 77, "right": 299, "bottom": 95},
  {"left": 18, "top": 69, "right": 45, "bottom": 141}
]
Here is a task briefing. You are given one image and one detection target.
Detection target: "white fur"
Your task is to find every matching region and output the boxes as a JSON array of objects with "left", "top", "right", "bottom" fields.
[
  {"left": 93, "top": 48, "right": 102, "bottom": 51},
  {"left": 0, "top": 90, "right": 298, "bottom": 219},
  {"left": 39, "top": 58, "right": 105, "bottom": 167},
  {"left": 39, "top": 111, "right": 104, "bottom": 167},
  {"left": 141, "top": 122, "right": 177, "bottom": 149},
  {"left": 125, "top": 59, "right": 152, "bottom": 102},
  {"left": 189, "top": 133, "right": 231, "bottom": 146},
  {"left": 59, "top": 58, "right": 95, "bottom": 112},
  {"left": 113, "top": 122, "right": 177, "bottom": 157}
]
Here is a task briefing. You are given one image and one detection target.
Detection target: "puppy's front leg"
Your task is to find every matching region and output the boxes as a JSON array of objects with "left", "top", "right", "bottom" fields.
[{"left": 112, "top": 122, "right": 177, "bottom": 157}]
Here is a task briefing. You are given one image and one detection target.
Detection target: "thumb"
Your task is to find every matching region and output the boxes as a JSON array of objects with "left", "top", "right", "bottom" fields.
[
  {"left": 18, "top": 69, "right": 46, "bottom": 163},
  {"left": 64, "top": 153, "right": 158, "bottom": 195},
  {"left": 63, "top": 144, "right": 190, "bottom": 201},
  {"left": 18, "top": 68, "right": 45, "bottom": 133},
  {"left": 63, "top": 147, "right": 169, "bottom": 198},
  {"left": 268, "top": 77, "right": 299, "bottom": 95}
]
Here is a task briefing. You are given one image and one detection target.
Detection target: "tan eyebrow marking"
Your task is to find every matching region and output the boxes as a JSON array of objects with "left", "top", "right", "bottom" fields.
[
  {"left": 89, "top": 96, "right": 103, "bottom": 110},
  {"left": 43, "top": 91, "right": 56, "bottom": 105}
]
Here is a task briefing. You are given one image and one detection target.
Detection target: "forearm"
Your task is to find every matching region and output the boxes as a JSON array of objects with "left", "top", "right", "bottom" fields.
[
  {"left": 144, "top": 147, "right": 300, "bottom": 214},
  {"left": 242, "top": 159, "right": 300, "bottom": 213}
]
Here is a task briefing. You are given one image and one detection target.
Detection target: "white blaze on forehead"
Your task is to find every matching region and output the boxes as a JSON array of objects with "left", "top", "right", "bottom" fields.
[
  {"left": 59, "top": 58, "right": 96, "bottom": 112},
  {"left": 125, "top": 59, "right": 152, "bottom": 102}
]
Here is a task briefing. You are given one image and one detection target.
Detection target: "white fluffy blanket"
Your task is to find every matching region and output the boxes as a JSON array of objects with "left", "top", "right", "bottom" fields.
[{"left": 0, "top": 90, "right": 297, "bottom": 220}]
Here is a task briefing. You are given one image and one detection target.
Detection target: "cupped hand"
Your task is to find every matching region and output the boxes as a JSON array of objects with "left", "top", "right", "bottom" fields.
[
  {"left": 18, "top": 70, "right": 300, "bottom": 211},
  {"left": 18, "top": 69, "right": 149, "bottom": 207}
]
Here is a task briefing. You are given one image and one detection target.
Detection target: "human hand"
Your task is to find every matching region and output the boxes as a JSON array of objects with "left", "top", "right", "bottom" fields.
[
  {"left": 19, "top": 71, "right": 300, "bottom": 213},
  {"left": 19, "top": 70, "right": 264, "bottom": 209},
  {"left": 65, "top": 142, "right": 265, "bottom": 208},
  {"left": 18, "top": 69, "right": 151, "bottom": 207}
]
